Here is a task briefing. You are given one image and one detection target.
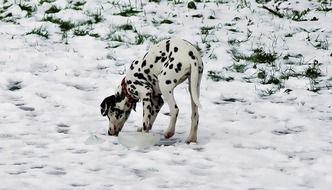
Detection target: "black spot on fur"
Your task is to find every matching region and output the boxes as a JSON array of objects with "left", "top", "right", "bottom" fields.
[
  {"left": 127, "top": 80, "right": 132, "bottom": 85},
  {"left": 168, "top": 52, "right": 173, "bottom": 59},
  {"left": 143, "top": 123, "right": 147, "bottom": 131},
  {"left": 161, "top": 56, "right": 167, "bottom": 62},
  {"left": 189, "top": 51, "right": 196, "bottom": 60},
  {"left": 163, "top": 72, "right": 166, "bottom": 75},
  {"left": 134, "top": 60, "right": 139, "bottom": 64},
  {"left": 150, "top": 64, "right": 153, "bottom": 69},
  {"left": 173, "top": 79, "right": 177, "bottom": 83},
  {"left": 199, "top": 66, "right": 203, "bottom": 74},
  {"left": 130, "top": 84, "right": 136, "bottom": 89},
  {"left": 144, "top": 69, "right": 150, "bottom": 74},
  {"left": 133, "top": 80, "right": 143, "bottom": 86},
  {"left": 142, "top": 60, "right": 147, "bottom": 67},
  {"left": 166, "top": 40, "right": 170, "bottom": 52},
  {"left": 155, "top": 56, "right": 162, "bottom": 63},
  {"left": 169, "top": 64, "right": 173, "bottom": 69},
  {"left": 174, "top": 47, "right": 178, "bottom": 52},
  {"left": 175, "top": 62, "right": 182, "bottom": 73},
  {"left": 166, "top": 80, "right": 172, "bottom": 85},
  {"left": 194, "top": 62, "right": 197, "bottom": 66},
  {"left": 130, "top": 64, "right": 134, "bottom": 70},
  {"left": 148, "top": 75, "right": 152, "bottom": 81},
  {"left": 134, "top": 73, "right": 147, "bottom": 81},
  {"left": 170, "top": 57, "right": 174, "bottom": 62},
  {"left": 147, "top": 105, "right": 152, "bottom": 112}
]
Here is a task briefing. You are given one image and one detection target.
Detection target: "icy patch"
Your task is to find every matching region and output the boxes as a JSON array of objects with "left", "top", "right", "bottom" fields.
[
  {"left": 118, "top": 131, "right": 160, "bottom": 149},
  {"left": 85, "top": 133, "right": 106, "bottom": 145}
]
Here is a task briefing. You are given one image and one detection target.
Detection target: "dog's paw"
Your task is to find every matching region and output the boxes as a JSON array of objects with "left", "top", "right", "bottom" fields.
[
  {"left": 164, "top": 130, "right": 175, "bottom": 139},
  {"left": 185, "top": 136, "right": 197, "bottom": 144}
]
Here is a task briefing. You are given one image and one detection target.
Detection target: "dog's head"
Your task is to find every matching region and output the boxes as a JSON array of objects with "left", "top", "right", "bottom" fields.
[{"left": 100, "top": 93, "right": 133, "bottom": 136}]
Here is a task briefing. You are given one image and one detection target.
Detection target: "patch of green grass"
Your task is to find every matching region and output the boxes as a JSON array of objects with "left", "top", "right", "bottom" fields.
[
  {"left": 192, "top": 14, "right": 203, "bottom": 18},
  {"left": 231, "top": 48, "right": 278, "bottom": 64},
  {"left": 115, "top": 8, "right": 141, "bottom": 17},
  {"left": 225, "top": 23, "right": 236, "bottom": 27},
  {"left": 39, "top": 0, "right": 56, "bottom": 5},
  {"left": 317, "top": 0, "right": 332, "bottom": 12},
  {"left": 26, "top": 26, "right": 49, "bottom": 39},
  {"left": 118, "top": 24, "right": 134, "bottom": 31},
  {"left": 285, "top": 33, "right": 293, "bottom": 37},
  {"left": 19, "top": 3, "right": 37, "bottom": 17},
  {"left": 228, "top": 28, "right": 240, "bottom": 33},
  {"left": 255, "top": 0, "right": 272, "bottom": 4},
  {"left": 108, "top": 34, "right": 123, "bottom": 42},
  {"left": 207, "top": 71, "right": 234, "bottom": 82},
  {"left": 188, "top": 1, "right": 197, "bottom": 9},
  {"left": 59, "top": 21, "right": 75, "bottom": 32},
  {"left": 73, "top": 28, "right": 99, "bottom": 38},
  {"left": 135, "top": 34, "right": 145, "bottom": 45},
  {"left": 208, "top": 15, "right": 216, "bottom": 19},
  {"left": 201, "top": 26, "right": 214, "bottom": 35},
  {"left": 43, "top": 16, "right": 75, "bottom": 32},
  {"left": 69, "top": 0, "right": 86, "bottom": 10},
  {"left": 83, "top": 10, "right": 104, "bottom": 25},
  {"left": 311, "top": 37, "right": 329, "bottom": 50},
  {"left": 287, "top": 9, "right": 310, "bottom": 21},
  {"left": 232, "top": 63, "right": 247, "bottom": 73},
  {"left": 249, "top": 48, "right": 278, "bottom": 64},
  {"left": 304, "top": 60, "right": 322, "bottom": 79},
  {"left": 45, "top": 5, "right": 61, "bottom": 14},
  {"left": 237, "top": 0, "right": 251, "bottom": 9},
  {"left": 259, "top": 87, "right": 279, "bottom": 97},
  {"left": 207, "top": 70, "right": 234, "bottom": 82},
  {"left": 173, "top": 0, "right": 183, "bottom": 4},
  {"left": 160, "top": 19, "right": 173, "bottom": 24}
]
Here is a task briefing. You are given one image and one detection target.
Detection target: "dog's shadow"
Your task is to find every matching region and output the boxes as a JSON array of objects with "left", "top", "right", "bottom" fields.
[
  {"left": 158, "top": 137, "right": 180, "bottom": 146},
  {"left": 155, "top": 131, "right": 181, "bottom": 146}
]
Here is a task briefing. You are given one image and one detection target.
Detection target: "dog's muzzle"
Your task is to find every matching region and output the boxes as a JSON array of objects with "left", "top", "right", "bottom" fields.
[{"left": 108, "top": 129, "right": 119, "bottom": 136}]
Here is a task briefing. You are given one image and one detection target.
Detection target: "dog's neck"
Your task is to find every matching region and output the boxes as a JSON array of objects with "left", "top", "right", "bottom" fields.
[
  {"left": 120, "top": 78, "right": 138, "bottom": 111},
  {"left": 121, "top": 78, "right": 137, "bottom": 103}
]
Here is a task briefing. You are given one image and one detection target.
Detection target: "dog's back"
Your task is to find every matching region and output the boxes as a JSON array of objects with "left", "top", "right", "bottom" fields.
[{"left": 126, "top": 38, "right": 203, "bottom": 98}]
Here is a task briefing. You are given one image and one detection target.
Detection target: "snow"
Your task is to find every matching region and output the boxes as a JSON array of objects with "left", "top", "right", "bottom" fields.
[{"left": 1, "top": 0, "right": 332, "bottom": 189}]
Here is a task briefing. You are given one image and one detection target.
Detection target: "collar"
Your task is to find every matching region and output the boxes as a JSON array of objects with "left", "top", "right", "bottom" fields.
[{"left": 121, "top": 77, "right": 138, "bottom": 103}]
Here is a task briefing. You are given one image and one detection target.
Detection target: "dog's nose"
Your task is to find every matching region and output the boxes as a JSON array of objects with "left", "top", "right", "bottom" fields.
[{"left": 108, "top": 129, "right": 119, "bottom": 136}]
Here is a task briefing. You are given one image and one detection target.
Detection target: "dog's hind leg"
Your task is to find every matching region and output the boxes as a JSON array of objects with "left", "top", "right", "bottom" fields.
[
  {"left": 186, "top": 69, "right": 202, "bottom": 143},
  {"left": 159, "top": 80, "right": 179, "bottom": 139},
  {"left": 186, "top": 95, "right": 199, "bottom": 143}
]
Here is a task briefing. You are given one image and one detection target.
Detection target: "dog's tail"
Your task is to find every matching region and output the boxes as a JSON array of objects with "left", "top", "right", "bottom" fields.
[{"left": 190, "top": 56, "right": 203, "bottom": 108}]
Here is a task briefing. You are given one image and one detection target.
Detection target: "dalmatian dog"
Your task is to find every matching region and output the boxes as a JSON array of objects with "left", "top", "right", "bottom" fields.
[{"left": 100, "top": 38, "right": 203, "bottom": 143}]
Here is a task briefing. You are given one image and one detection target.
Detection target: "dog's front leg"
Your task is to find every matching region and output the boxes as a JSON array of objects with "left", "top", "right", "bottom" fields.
[{"left": 142, "top": 91, "right": 153, "bottom": 132}]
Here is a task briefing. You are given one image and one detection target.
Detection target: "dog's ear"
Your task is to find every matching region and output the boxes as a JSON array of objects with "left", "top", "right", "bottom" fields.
[{"left": 100, "top": 96, "right": 115, "bottom": 116}]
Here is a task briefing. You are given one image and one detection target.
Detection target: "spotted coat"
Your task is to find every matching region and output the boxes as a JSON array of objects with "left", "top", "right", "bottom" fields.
[{"left": 101, "top": 38, "right": 203, "bottom": 143}]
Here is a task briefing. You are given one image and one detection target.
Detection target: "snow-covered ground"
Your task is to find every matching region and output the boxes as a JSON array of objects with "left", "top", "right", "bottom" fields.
[{"left": 1, "top": 0, "right": 332, "bottom": 189}]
